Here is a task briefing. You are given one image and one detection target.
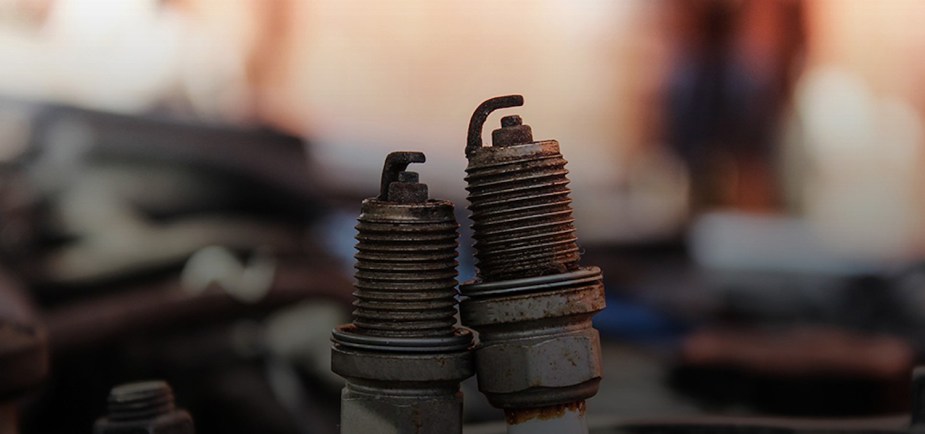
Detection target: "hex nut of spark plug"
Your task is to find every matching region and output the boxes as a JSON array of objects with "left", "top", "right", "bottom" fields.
[
  {"left": 461, "top": 267, "right": 606, "bottom": 409},
  {"left": 473, "top": 328, "right": 602, "bottom": 403}
]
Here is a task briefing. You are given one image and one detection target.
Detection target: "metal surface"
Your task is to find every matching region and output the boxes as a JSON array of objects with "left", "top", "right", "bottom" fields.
[
  {"left": 506, "top": 402, "right": 588, "bottom": 434},
  {"left": 466, "top": 95, "right": 524, "bottom": 157},
  {"left": 460, "top": 95, "right": 606, "bottom": 431},
  {"left": 463, "top": 96, "right": 581, "bottom": 280},
  {"left": 331, "top": 152, "right": 474, "bottom": 434},
  {"left": 94, "top": 381, "right": 195, "bottom": 434}
]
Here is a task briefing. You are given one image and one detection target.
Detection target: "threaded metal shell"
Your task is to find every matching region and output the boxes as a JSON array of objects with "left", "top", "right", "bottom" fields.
[
  {"left": 352, "top": 199, "right": 459, "bottom": 338},
  {"left": 465, "top": 140, "right": 580, "bottom": 282}
]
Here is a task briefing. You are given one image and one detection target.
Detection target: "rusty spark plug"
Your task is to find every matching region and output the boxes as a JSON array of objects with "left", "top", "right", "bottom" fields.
[
  {"left": 461, "top": 95, "right": 606, "bottom": 433},
  {"left": 331, "top": 152, "right": 474, "bottom": 434}
]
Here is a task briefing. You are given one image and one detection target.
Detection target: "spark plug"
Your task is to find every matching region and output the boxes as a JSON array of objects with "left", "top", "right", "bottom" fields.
[
  {"left": 331, "top": 152, "right": 474, "bottom": 434},
  {"left": 461, "top": 95, "right": 606, "bottom": 433}
]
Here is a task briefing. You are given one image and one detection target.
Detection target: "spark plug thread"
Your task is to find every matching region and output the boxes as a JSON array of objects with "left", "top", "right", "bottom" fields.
[
  {"left": 353, "top": 159, "right": 460, "bottom": 337},
  {"left": 464, "top": 96, "right": 580, "bottom": 281},
  {"left": 461, "top": 96, "right": 606, "bottom": 430},
  {"left": 332, "top": 151, "right": 474, "bottom": 434}
]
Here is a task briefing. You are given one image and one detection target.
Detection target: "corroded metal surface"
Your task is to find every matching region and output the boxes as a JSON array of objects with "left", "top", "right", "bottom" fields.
[
  {"left": 507, "top": 402, "right": 588, "bottom": 434},
  {"left": 465, "top": 135, "right": 579, "bottom": 280},
  {"left": 461, "top": 96, "right": 606, "bottom": 427},
  {"left": 507, "top": 401, "right": 586, "bottom": 426},
  {"left": 466, "top": 95, "right": 524, "bottom": 157},
  {"left": 352, "top": 152, "right": 459, "bottom": 338},
  {"left": 331, "top": 152, "right": 474, "bottom": 434}
]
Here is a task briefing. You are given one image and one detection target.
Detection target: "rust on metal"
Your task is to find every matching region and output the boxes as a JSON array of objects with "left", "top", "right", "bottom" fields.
[
  {"left": 466, "top": 94, "right": 524, "bottom": 156},
  {"left": 460, "top": 95, "right": 606, "bottom": 416},
  {"left": 379, "top": 151, "right": 427, "bottom": 202},
  {"left": 463, "top": 94, "right": 580, "bottom": 281},
  {"left": 505, "top": 401, "right": 586, "bottom": 425},
  {"left": 332, "top": 151, "right": 473, "bottom": 434},
  {"left": 492, "top": 115, "right": 534, "bottom": 147},
  {"left": 352, "top": 151, "right": 460, "bottom": 338}
]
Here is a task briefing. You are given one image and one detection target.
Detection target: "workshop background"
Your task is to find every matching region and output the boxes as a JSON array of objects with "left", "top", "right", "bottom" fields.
[{"left": 2, "top": 0, "right": 925, "bottom": 432}]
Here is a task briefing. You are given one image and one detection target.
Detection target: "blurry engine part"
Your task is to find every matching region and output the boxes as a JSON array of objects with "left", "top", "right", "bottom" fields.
[
  {"left": 94, "top": 381, "right": 194, "bottom": 434},
  {"left": 0, "top": 267, "right": 48, "bottom": 434},
  {"left": 0, "top": 100, "right": 321, "bottom": 291},
  {"left": 460, "top": 95, "right": 606, "bottom": 433},
  {"left": 330, "top": 152, "right": 474, "bottom": 434},
  {"left": 0, "top": 100, "right": 353, "bottom": 434}
]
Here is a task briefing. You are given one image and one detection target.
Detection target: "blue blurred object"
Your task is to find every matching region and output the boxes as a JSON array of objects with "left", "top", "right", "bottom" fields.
[{"left": 593, "top": 294, "right": 689, "bottom": 345}]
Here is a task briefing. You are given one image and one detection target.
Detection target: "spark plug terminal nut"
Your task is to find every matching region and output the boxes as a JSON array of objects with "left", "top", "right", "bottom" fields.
[
  {"left": 461, "top": 96, "right": 606, "bottom": 415},
  {"left": 492, "top": 115, "right": 534, "bottom": 147},
  {"left": 331, "top": 152, "right": 474, "bottom": 434}
]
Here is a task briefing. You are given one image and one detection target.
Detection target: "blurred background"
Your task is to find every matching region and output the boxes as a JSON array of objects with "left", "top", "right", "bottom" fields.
[{"left": 2, "top": 0, "right": 925, "bottom": 432}]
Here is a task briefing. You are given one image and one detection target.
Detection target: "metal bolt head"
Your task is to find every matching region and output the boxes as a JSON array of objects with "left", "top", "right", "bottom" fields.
[{"left": 474, "top": 328, "right": 602, "bottom": 405}]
